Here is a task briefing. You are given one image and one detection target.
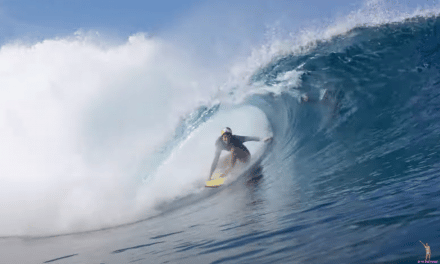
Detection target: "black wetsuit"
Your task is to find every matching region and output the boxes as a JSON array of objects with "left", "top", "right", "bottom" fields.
[{"left": 209, "top": 135, "right": 260, "bottom": 176}]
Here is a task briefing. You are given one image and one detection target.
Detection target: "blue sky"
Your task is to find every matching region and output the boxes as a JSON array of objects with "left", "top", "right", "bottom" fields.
[
  {"left": 0, "top": 0, "right": 358, "bottom": 42},
  {"left": 0, "top": 0, "right": 438, "bottom": 55},
  {"left": 1, "top": 0, "right": 437, "bottom": 42},
  {"left": 0, "top": 0, "right": 206, "bottom": 43}
]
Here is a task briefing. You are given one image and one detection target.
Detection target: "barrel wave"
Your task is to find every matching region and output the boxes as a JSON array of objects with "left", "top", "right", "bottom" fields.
[
  {"left": 145, "top": 14, "right": 440, "bottom": 263},
  {"left": 237, "top": 15, "right": 440, "bottom": 263},
  {"left": 2, "top": 9, "right": 440, "bottom": 264},
  {"left": 123, "top": 15, "right": 440, "bottom": 263}
]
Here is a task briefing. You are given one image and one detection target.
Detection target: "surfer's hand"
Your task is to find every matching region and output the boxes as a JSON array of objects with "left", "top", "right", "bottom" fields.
[{"left": 263, "top": 137, "right": 273, "bottom": 142}]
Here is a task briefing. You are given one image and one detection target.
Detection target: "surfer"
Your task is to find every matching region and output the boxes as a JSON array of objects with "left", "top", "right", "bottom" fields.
[
  {"left": 208, "top": 127, "right": 272, "bottom": 180},
  {"left": 419, "top": 241, "right": 431, "bottom": 261}
]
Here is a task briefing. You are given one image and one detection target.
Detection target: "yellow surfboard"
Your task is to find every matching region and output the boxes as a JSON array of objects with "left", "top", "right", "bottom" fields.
[
  {"left": 206, "top": 154, "right": 232, "bottom": 188},
  {"left": 205, "top": 172, "right": 226, "bottom": 188}
]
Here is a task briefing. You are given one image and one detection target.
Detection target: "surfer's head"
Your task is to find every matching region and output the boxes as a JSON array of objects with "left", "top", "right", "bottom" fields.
[{"left": 221, "top": 127, "right": 232, "bottom": 144}]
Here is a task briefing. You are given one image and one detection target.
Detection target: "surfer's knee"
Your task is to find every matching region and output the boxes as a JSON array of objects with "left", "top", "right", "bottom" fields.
[{"left": 239, "top": 153, "right": 250, "bottom": 163}]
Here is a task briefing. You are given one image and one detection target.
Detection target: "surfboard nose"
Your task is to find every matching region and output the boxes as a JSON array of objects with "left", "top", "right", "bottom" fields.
[{"left": 205, "top": 177, "right": 226, "bottom": 187}]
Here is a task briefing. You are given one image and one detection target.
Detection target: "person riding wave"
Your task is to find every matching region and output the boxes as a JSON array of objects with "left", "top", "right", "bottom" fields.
[{"left": 208, "top": 127, "right": 272, "bottom": 180}]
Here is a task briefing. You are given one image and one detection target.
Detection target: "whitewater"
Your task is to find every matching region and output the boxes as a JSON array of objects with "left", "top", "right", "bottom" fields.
[{"left": 1, "top": 1, "right": 440, "bottom": 263}]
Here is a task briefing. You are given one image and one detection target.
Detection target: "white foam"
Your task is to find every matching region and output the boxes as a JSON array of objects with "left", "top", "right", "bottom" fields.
[{"left": 0, "top": 33, "right": 218, "bottom": 236}]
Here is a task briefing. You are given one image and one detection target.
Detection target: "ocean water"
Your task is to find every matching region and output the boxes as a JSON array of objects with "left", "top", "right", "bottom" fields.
[{"left": 1, "top": 2, "right": 440, "bottom": 264}]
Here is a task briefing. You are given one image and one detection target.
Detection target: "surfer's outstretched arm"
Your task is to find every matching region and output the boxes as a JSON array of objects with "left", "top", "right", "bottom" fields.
[
  {"left": 239, "top": 136, "right": 273, "bottom": 142},
  {"left": 209, "top": 148, "right": 222, "bottom": 178},
  {"left": 238, "top": 136, "right": 261, "bottom": 142}
]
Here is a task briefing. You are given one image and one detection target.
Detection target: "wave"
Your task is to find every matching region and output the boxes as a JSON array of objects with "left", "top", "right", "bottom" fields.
[{"left": 1, "top": 1, "right": 440, "bottom": 243}]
